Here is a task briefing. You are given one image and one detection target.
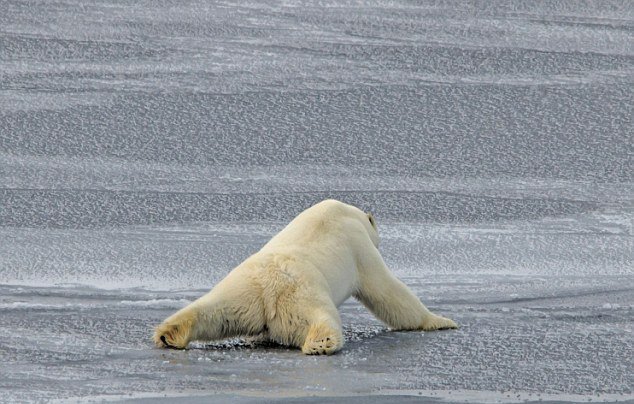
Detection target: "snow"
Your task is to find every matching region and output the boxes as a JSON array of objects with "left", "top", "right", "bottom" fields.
[{"left": 1, "top": 0, "right": 632, "bottom": 402}]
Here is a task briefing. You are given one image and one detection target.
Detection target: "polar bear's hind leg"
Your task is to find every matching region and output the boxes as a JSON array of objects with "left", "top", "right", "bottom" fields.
[
  {"left": 266, "top": 290, "right": 344, "bottom": 355},
  {"left": 301, "top": 310, "right": 343, "bottom": 355},
  {"left": 153, "top": 307, "right": 197, "bottom": 349},
  {"left": 154, "top": 279, "right": 267, "bottom": 349}
]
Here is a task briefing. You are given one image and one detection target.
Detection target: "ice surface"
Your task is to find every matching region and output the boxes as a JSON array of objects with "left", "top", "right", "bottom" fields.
[{"left": 1, "top": 0, "right": 633, "bottom": 402}]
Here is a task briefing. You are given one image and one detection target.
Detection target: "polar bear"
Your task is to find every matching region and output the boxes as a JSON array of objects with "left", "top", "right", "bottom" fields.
[{"left": 153, "top": 199, "right": 457, "bottom": 355}]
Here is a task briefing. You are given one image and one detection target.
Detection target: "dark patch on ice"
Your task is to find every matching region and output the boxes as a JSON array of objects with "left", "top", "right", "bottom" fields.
[
  {"left": 195, "top": 338, "right": 289, "bottom": 351},
  {"left": 188, "top": 325, "right": 388, "bottom": 351}
]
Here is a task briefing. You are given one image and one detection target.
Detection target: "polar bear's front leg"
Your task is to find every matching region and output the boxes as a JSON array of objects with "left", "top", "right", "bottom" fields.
[{"left": 355, "top": 247, "right": 457, "bottom": 331}]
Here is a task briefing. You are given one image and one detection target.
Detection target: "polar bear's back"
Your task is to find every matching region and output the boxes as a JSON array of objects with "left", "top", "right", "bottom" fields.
[
  {"left": 254, "top": 199, "right": 376, "bottom": 305},
  {"left": 262, "top": 199, "right": 372, "bottom": 252}
]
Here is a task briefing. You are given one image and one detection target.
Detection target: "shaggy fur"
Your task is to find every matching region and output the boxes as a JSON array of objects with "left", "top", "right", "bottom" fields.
[{"left": 153, "top": 199, "right": 457, "bottom": 354}]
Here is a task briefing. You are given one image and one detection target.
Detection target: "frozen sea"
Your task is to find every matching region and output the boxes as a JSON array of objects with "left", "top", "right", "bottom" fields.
[{"left": 1, "top": 0, "right": 633, "bottom": 402}]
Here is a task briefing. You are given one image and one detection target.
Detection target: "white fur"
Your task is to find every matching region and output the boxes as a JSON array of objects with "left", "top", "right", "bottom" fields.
[{"left": 153, "top": 199, "right": 457, "bottom": 354}]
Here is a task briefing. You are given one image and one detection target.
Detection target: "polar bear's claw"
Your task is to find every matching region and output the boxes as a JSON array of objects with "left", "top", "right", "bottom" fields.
[{"left": 159, "top": 335, "right": 176, "bottom": 349}]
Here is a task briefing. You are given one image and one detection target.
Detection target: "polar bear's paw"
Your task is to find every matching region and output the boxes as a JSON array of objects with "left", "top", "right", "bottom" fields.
[
  {"left": 154, "top": 323, "right": 187, "bottom": 349},
  {"left": 301, "top": 323, "right": 343, "bottom": 355},
  {"left": 153, "top": 321, "right": 192, "bottom": 349},
  {"left": 302, "top": 334, "right": 340, "bottom": 355},
  {"left": 421, "top": 315, "right": 458, "bottom": 331}
]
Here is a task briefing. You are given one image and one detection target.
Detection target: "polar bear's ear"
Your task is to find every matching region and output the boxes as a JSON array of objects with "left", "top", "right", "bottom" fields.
[{"left": 367, "top": 213, "right": 377, "bottom": 230}]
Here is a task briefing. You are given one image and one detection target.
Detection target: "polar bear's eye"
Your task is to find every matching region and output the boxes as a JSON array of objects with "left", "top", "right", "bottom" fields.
[{"left": 367, "top": 213, "right": 375, "bottom": 227}]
